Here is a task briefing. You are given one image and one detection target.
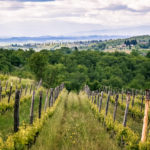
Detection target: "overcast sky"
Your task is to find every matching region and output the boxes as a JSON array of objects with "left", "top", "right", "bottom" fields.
[{"left": 0, "top": 0, "right": 150, "bottom": 37}]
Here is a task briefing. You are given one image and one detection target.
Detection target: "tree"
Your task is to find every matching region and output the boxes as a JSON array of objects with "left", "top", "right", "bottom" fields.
[
  {"left": 29, "top": 52, "right": 48, "bottom": 81},
  {"left": 11, "top": 54, "right": 22, "bottom": 67},
  {"left": 146, "top": 52, "right": 150, "bottom": 58},
  {"left": 43, "top": 64, "right": 66, "bottom": 88},
  {"left": 130, "top": 40, "right": 137, "bottom": 45},
  {"left": 98, "top": 43, "right": 106, "bottom": 50},
  {"left": 131, "top": 50, "right": 139, "bottom": 56},
  {"left": 124, "top": 40, "right": 130, "bottom": 46},
  {"left": 109, "top": 76, "right": 123, "bottom": 88},
  {"left": 128, "top": 74, "right": 145, "bottom": 89},
  {"left": 0, "top": 54, "right": 12, "bottom": 73}
]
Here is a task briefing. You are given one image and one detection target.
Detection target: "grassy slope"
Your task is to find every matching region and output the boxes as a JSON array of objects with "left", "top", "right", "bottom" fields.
[{"left": 30, "top": 92, "right": 120, "bottom": 150}]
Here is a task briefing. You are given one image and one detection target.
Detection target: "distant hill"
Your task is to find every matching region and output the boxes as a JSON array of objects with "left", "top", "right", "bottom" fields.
[
  {"left": 0, "top": 35, "right": 128, "bottom": 43},
  {"left": 0, "top": 35, "right": 150, "bottom": 51},
  {"left": 127, "top": 35, "right": 150, "bottom": 41}
]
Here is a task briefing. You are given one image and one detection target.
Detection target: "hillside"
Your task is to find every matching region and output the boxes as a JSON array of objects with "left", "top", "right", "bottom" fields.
[{"left": 0, "top": 35, "right": 150, "bottom": 51}]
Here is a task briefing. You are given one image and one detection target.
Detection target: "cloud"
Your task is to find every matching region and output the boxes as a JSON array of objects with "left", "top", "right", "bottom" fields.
[
  {"left": 102, "top": 4, "right": 150, "bottom": 14},
  {"left": 0, "top": 0, "right": 150, "bottom": 37}
]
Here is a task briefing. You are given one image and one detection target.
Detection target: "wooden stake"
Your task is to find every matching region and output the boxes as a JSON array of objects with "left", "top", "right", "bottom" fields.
[
  {"left": 54, "top": 87, "right": 58, "bottom": 101},
  {"left": 97, "top": 93, "right": 100, "bottom": 107},
  {"left": 37, "top": 79, "right": 42, "bottom": 89},
  {"left": 121, "top": 89, "right": 124, "bottom": 103},
  {"left": 14, "top": 90, "right": 20, "bottom": 132},
  {"left": 94, "top": 94, "right": 97, "bottom": 104},
  {"left": 99, "top": 91, "right": 103, "bottom": 112},
  {"left": 8, "top": 84, "right": 12, "bottom": 103},
  {"left": 39, "top": 91, "right": 42, "bottom": 119},
  {"left": 30, "top": 90, "right": 35, "bottom": 124},
  {"left": 48, "top": 88, "right": 53, "bottom": 107},
  {"left": 50, "top": 88, "right": 54, "bottom": 106},
  {"left": 113, "top": 94, "right": 119, "bottom": 122},
  {"left": 141, "top": 95, "right": 144, "bottom": 112},
  {"left": 44, "top": 90, "right": 49, "bottom": 112},
  {"left": 105, "top": 92, "right": 110, "bottom": 116},
  {"left": 131, "top": 90, "right": 135, "bottom": 107},
  {"left": 53, "top": 88, "right": 57, "bottom": 102},
  {"left": 92, "top": 92, "right": 94, "bottom": 103},
  {"left": 123, "top": 92, "right": 131, "bottom": 127},
  {"left": 141, "top": 90, "right": 150, "bottom": 142}
]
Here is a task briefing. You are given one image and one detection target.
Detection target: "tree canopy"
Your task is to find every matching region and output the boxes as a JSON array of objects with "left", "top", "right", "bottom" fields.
[{"left": 0, "top": 47, "right": 150, "bottom": 91}]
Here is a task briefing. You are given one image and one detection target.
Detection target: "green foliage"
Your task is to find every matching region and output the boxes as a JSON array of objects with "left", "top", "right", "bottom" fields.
[
  {"left": 0, "top": 47, "right": 150, "bottom": 91},
  {"left": 29, "top": 52, "right": 48, "bottom": 81},
  {"left": 97, "top": 43, "right": 106, "bottom": 50},
  {"left": 43, "top": 64, "right": 66, "bottom": 88},
  {"left": 0, "top": 95, "right": 32, "bottom": 114},
  {"left": 146, "top": 51, "right": 150, "bottom": 58},
  {"left": 131, "top": 50, "right": 140, "bottom": 56},
  {"left": 0, "top": 74, "right": 8, "bottom": 81}
]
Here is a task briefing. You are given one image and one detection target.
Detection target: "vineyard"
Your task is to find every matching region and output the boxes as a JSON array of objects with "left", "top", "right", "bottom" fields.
[
  {"left": 0, "top": 74, "right": 150, "bottom": 150},
  {"left": 1, "top": 0, "right": 150, "bottom": 149}
]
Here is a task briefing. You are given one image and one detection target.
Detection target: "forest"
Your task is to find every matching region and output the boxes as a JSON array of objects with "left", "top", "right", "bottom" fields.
[{"left": 0, "top": 47, "right": 150, "bottom": 91}]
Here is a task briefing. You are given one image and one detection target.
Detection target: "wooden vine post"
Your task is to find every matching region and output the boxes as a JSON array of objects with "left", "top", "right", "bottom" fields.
[
  {"left": 141, "top": 94, "right": 144, "bottom": 112},
  {"left": 113, "top": 94, "right": 119, "bottom": 122},
  {"left": 14, "top": 90, "right": 20, "bottom": 132},
  {"left": 141, "top": 90, "right": 150, "bottom": 142},
  {"left": 92, "top": 92, "right": 94, "bottom": 103},
  {"left": 37, "top": 79, "right": 42, "bottom": 89},
  {"left": 54, "top": 87, "right": 58, "bottom": 101},
  {"left": 48, "top": 88, "right": 53, "bottom": 107},
  {"left": 39, "top": 91, "right": 43, "bottom": 119},
  {"left": 57, "top": 87, "right": 59, "bottom": 99},
  {"left": 30, "top": 90, "right": 35, "bottom": 124},
  {"left": 87, "top": 90, "right": 89, "bottom": 99},
  {"left": 131, "top": 90, "right": 135, "bottom": 107},
  {"left": 94, "top": 93, "right": 97, "bottom": 104},
  {"left": 44, "top": 90, "right": 49, "bottom": 112},
  {"left": 97, "top": 93, "right": 100, "bottom": 107},
  {"left": 50, "top": 88, "right": 54, "bottom": 107},
  {"left": 121, "top": 89, "right": 124, "bottom": 103},
  {"left": 105, "top": 91, "right": 110, "bottom": 116},
  {"left": 54, "top": 87, "right": 57, "bottom": 102},
  {"left": 123, "top": 92, "right": 131, "bottom": 127},
  {"left": 113, "top": 90, "right": 115, "bottom": 99},
  {"left": 8, "top": 83, "right": 12, "bottom": 103},
  {"left": 99, "top": 91, "right": 103, "bottom": 112}
]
